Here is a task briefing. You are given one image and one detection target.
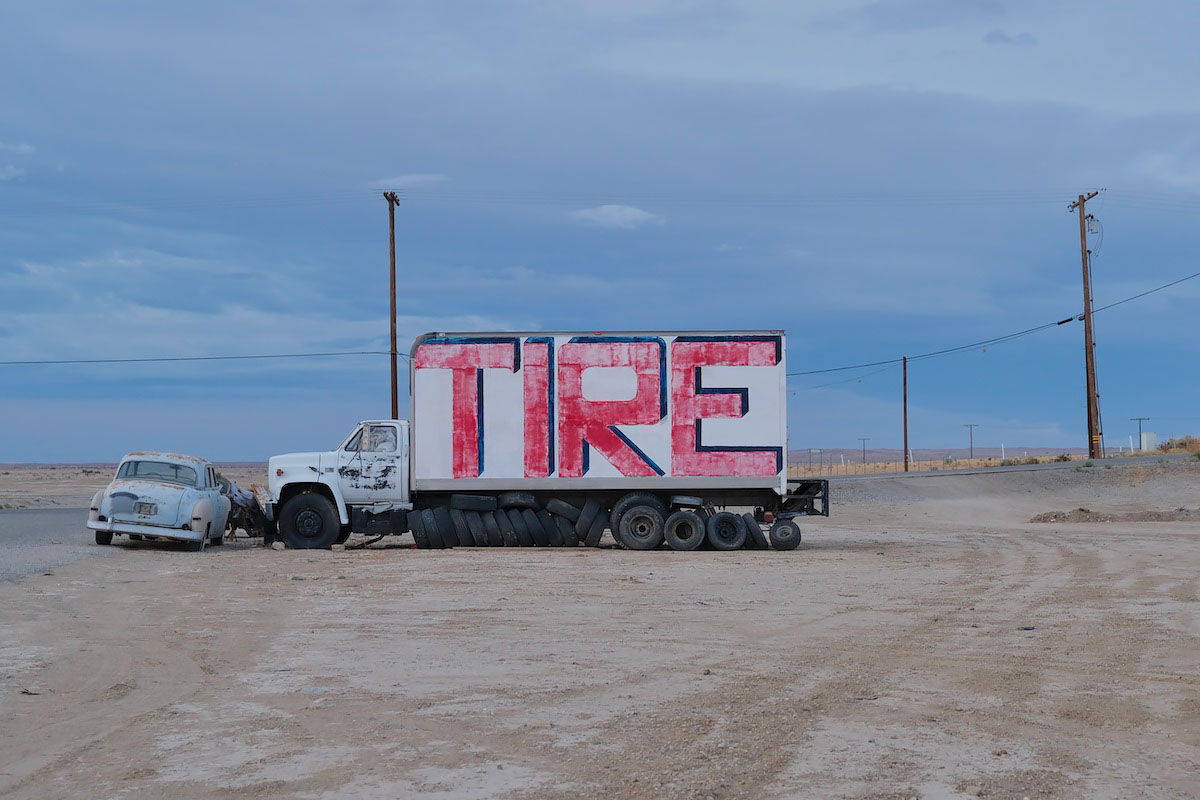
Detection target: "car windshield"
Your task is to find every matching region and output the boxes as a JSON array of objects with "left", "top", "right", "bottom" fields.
[{"left": 117, "top": 460, "right": 198, "bottom": 487}]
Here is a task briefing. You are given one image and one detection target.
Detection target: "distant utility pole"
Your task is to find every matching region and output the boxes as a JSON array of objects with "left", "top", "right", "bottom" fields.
[
  {"left": 964, "top": 423, "right": 979, "bottom": 459},
  {"left": 1131, "top": 417, "right": 1150, "bottom": 450},
  {"left": 902, "top": 356, "right": 910, "bottom": 473},
  {"left": 384, "top": 191, "right": 401, "bottom": 420},
  {"left": 859, "top": 437, "right": 870, "bottom": 465},
  {"left": 1069, "top": 191, "right": 1103, "bottom": 459}
]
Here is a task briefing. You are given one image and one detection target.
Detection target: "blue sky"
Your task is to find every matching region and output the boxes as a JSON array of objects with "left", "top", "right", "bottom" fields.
[{"left": 2, "top": 0, "right": 1198, "bottom": 462}]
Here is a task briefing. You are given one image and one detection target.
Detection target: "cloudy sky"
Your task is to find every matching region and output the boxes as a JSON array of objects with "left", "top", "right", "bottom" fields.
[{"left": 2, "top": 0, "right": 1198, "bottom": 462}]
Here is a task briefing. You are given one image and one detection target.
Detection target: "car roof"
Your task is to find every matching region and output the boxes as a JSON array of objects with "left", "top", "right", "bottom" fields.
[{"left": 120, "top": 452, "right": 211, "bottom": 467}]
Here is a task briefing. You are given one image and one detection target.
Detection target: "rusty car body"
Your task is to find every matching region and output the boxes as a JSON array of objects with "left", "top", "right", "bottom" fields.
[{"left": 87, "top": 452, "right": 232, "bottom": 551}]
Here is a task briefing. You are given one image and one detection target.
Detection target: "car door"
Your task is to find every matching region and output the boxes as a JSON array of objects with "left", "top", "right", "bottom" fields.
[{"left": 338, "top": 423, "right": 403, "bottom": 503}]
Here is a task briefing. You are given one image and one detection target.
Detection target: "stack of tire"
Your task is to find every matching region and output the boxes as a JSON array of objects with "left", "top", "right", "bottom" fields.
[
  {"left": 410, "top": 491, "right": 801, "bottom": 551},
  {"left": 608, "top": 493, "right": 800, "bottom": 552},
  {"left": 409, "top": 493, "right": 609, "bottom": 549}
]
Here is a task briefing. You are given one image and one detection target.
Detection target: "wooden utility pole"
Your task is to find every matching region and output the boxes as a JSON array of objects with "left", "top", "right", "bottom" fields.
[
  {"left": 1069, "top": 191, "right": 1102, "bottom": 459},
  {"left": 1131, "top": 417, "right": 1150, "bottom": 451},
  {"left": 902, "top": 356, "right": 909, "bottom": 472},
  {"left": 858, "top": 437, "right": 870, "bottom": 465},
  {"left": 384, "top": 191, "right": 401, "bottom": 420},
  {"left": 964, "top": 423, "right": 979, "bottom": 459}
]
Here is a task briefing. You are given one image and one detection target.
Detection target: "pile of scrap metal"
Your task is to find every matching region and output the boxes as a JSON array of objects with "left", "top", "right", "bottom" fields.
[{"left": 215, "top": 473, "right": 272, "bottom": 540}]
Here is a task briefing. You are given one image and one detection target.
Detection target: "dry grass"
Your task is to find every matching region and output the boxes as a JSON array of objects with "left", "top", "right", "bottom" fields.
[{"left": 787, "top": 453, "right": 1085, "bottom": 478}]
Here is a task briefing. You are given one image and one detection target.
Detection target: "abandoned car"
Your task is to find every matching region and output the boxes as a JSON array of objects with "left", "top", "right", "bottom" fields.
[{"left": 87, "top": 452, "right": 233, "bottom": 551}]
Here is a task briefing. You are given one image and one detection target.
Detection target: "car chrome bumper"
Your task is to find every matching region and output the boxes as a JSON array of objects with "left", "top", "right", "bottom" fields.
[{"left": 86, "top": 519, "right": 202, "bottom": 542}]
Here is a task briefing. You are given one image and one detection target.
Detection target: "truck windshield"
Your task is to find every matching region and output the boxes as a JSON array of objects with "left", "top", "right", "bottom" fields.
[{"left": 117, "top": 460, "right": 198, "bottom": 487}]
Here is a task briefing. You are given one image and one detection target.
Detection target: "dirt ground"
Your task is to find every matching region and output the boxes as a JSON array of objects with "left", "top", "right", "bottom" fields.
[{"left": 1, "top": 460, "right": 1197, "bottom": 799}]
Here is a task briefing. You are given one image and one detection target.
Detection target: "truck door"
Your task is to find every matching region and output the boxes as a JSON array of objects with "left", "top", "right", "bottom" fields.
[{"left": 337, "top": 423, "right": 404, "bottom": 504}]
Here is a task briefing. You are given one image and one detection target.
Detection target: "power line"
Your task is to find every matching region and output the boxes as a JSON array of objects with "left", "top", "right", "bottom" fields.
[
  {"left": 786, "top": 266, "right": 1200, "bottom": 378},
  {"left": 3, "top": 267, "right": 1197, "bottom": 372}
]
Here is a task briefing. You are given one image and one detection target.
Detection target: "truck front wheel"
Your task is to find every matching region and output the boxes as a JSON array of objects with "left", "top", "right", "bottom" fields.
[{"left": 279, "top": 494, "right": 340, "bottom": 549}]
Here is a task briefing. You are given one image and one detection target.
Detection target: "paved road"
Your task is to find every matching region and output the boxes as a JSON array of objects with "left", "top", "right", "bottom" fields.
[{"left": 0, "top": 507, "right": 117, "bottom": 582}]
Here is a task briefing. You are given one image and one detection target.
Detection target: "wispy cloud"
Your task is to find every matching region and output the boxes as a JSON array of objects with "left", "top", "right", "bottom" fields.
[
  {"left": 0, "top": 142, "right": 34, "bottom": 154},
  {"left": 370, "top": 173, "right": 449, "bottom": 189},
  {"left": 1134, "top": 151, "right": 1200, "bottom": 189},
  {"left": 0, "top": 165, "right": 25, "bottom": 181},
  {"left": 569, "top": 204, "right": 664, "bottom": 229},
  {"left": 983, "top": 29, "right": 1036, "bottom": 47}
]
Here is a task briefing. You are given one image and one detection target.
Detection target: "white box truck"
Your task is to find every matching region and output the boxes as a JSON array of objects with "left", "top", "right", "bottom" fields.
[{"left": 263, "top": 331, "right": 827, "bottom": 551}]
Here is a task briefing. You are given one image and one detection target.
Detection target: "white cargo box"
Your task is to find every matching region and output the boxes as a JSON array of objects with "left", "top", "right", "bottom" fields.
[{"left": 410, "top": 331, "right": 788, "bottom": 495}]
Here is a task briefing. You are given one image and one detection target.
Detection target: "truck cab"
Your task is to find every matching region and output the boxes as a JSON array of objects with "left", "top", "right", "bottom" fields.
[{"left": 267, "top": 420, "right": 411, "bottom": 548}]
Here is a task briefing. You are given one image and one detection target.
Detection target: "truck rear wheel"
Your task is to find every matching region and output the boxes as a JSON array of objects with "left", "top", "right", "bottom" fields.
[
  {"left": 95, "top": 530, "right": 113, "bottom": 546},
  {"left": 706, "top": 512, "right": 746, "bottom": 551},
  {"left": 611, "top": 492, "right": 668, "bottom": 536},
  {"left": 743, "top": 513, "right": 769, "bottom": 550},
  {"left": 280, "top": 494, "right": 340, "bottom": 549},
  {"left": 664, "top": 510, "right": 705, "bottom": 551},
  {"left": 769, "top": 518, "right": 802, "bottom": 551},
  {"left": 616, "top": 504, "right": 666, "bottom": 550}
]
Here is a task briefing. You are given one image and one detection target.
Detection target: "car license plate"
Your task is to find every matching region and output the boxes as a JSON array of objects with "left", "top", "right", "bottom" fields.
[{"left": 135, "top": 502, "right": 157, "bottom": 516}]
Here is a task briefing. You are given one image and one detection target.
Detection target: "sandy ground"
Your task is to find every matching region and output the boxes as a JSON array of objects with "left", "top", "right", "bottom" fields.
[{"left": 1, "top": 460, "right": 1197, "bottom": 799}]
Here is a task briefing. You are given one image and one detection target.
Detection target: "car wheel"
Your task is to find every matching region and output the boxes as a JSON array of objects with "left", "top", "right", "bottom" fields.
[
  {"left": 279, "top": 494, "right": 340, "bottom": 549},
  {"left": 95, "top": 529, "right": 113, "bottom": 546}
]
